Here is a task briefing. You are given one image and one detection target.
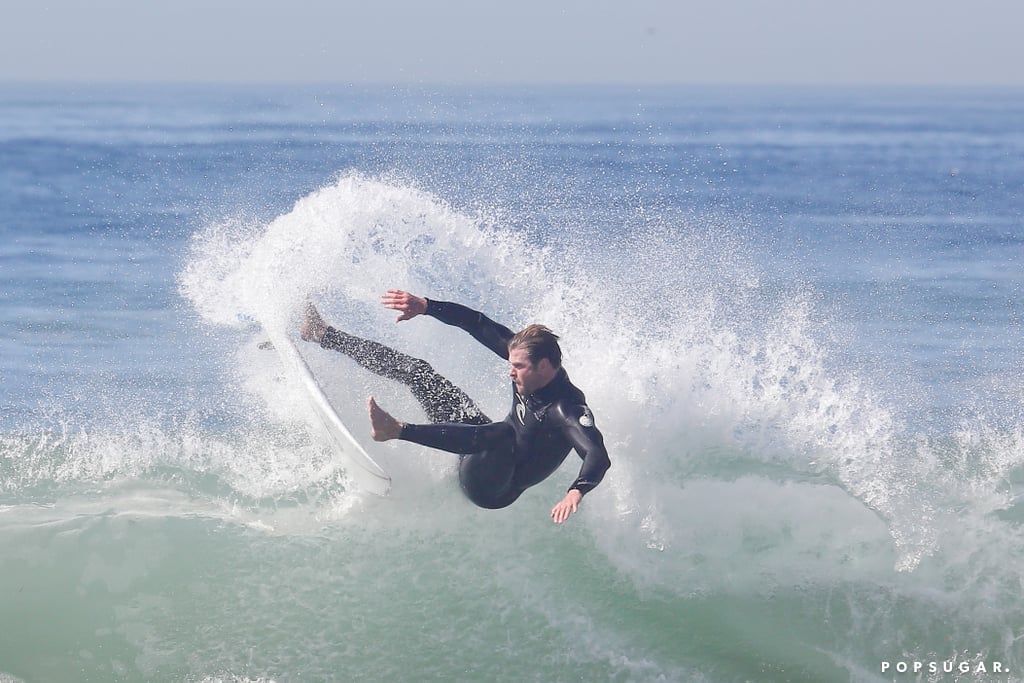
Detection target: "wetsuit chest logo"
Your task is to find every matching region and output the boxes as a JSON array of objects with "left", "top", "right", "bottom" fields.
[{"left": 515, "top": 394, "right": 527, "bottom": 424}]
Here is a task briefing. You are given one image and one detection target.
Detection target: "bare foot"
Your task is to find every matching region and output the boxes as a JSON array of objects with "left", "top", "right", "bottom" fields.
[
  {"left": 300, "top": 302, "right": 328, "bottom": 343},
  {"left": 368, "top": 397, "right": 403, "bottom": 441}
]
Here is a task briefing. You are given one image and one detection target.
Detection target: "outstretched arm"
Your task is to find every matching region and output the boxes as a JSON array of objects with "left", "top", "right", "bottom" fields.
[
  {"left": 381, "top": 289, "right": 515, "bottom": 360},
  {"left": 549, "top": 402, "right": 611, "bottom": 524}
]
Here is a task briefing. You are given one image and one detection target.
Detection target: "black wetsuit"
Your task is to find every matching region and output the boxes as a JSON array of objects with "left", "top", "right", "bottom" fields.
[{"left": 320, "top": 299, "right": 611, "bottom": 509}]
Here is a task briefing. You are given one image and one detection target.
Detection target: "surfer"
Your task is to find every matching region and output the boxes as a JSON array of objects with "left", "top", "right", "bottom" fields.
[{"left": 301, "top": 290, "right": 610, "bottom": 523}]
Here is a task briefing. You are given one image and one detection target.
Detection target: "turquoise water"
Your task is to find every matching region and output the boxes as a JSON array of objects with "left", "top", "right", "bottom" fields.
[{"left": 1, "top": 85, "right": 1023, "bottom": 682}]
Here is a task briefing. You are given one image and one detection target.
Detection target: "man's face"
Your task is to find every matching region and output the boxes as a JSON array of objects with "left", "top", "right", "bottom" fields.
[{"left": 508, "top": 348, "right": 551, "bottom": 396}]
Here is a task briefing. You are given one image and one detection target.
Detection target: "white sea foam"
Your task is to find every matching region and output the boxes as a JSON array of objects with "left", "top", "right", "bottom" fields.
[
  {"left": 5, "top": 171, "right": 1024, "bottom": 679},
  {"left": 176, "top": 172, "right": 1024, "bottom": 581}
]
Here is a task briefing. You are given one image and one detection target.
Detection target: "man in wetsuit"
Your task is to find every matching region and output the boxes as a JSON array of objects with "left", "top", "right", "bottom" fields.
[{"left": 302, "top": 289, "right": 610, "bottom": 523}]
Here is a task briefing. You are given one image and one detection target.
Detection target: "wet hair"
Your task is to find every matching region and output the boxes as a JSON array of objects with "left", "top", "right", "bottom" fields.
[{"left": 508, "top": 324, "right": 562, "bottom": 368}]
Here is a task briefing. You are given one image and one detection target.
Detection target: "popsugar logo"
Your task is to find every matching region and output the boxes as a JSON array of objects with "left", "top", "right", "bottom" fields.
[{"left": 881, "top": 659, "right": 1007, "bottom": 676}]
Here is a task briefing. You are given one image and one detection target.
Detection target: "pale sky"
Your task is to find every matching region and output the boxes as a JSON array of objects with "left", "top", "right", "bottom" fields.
[{"left": 3, "top": 0, "right": 1022, "bottom": 85}]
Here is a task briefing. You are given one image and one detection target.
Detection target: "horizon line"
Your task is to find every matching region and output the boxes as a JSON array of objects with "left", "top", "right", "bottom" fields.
[{"left": 2, "top": 78, "right": 1023, "bottom": 90}]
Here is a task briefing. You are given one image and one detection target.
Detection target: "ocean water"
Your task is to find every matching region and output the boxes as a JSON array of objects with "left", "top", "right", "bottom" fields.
[{"left": 1, "top": 83, "right": 1023, "bottom": 682}]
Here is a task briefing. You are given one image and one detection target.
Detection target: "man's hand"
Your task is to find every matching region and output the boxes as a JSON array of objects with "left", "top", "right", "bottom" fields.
[
  {"left": 550, "top": 489, "right": 583, "bottom": 524},
  {"left": 381, "top": 289, "right": 427, "bottom": 322}
]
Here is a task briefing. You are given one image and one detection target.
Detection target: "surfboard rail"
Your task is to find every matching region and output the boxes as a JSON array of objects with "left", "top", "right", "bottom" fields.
[{"left": 263, "top": 325, "right": 391, "bottom": 496}]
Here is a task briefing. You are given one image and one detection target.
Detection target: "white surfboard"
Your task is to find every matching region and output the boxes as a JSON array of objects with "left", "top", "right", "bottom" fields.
[{"left": 263, "top": 325, "right": 391, "bottom": 496}]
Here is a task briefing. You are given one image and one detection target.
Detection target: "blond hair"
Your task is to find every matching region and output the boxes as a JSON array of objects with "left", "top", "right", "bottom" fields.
[{"left": 508, "top": 324, "right": 562, "bottom": 368}]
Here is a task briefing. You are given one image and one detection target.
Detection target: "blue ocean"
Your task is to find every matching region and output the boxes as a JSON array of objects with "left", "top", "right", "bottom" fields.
[{"left": 1, "top": 83, "right": 1023, "bottom": 682}]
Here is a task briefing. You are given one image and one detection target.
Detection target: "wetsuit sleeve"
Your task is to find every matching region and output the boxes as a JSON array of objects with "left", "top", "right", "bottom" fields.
[
  {"left": 424, "top": 299, "right": 515, "bottom": 360},
  {"left": 553, "top": 401, "right": 611, "bottom": 496}
]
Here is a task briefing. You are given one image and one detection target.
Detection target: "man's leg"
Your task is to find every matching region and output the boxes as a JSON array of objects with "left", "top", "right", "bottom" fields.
[
  {"left": 305, "top": 305, "right": 488, "bottom": 425},
  {"left": 405, "top": 421, "right": 523, "bottom": 509},
  {"left": 369, "top": 401, "right": 521, "bottom": 509}
]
